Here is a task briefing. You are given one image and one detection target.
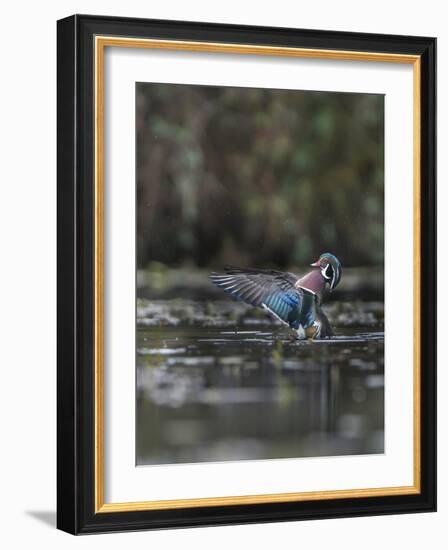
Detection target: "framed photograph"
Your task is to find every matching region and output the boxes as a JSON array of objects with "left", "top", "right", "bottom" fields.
[{"left": 57, "top": 14, "right": 436, "bottom": 534}]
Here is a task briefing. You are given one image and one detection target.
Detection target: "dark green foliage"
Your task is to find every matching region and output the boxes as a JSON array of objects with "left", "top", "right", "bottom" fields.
[{"left": 136, "top": 83, "right": 384, "bottom": 269}]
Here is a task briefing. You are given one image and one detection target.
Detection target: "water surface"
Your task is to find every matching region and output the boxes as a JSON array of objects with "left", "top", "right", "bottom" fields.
[{"left": 136, "top": 299, "right": 384, "bottom": 465}]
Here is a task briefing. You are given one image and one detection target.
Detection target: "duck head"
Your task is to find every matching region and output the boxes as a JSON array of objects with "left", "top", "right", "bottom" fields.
[{"left": 311, "top": 253, "right": 342, "bottom": 291}]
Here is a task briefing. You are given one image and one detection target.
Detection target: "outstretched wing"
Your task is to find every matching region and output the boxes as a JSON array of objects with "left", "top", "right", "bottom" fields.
[{"left": 210, "top": 267, "right": 305, "bottom": 326}]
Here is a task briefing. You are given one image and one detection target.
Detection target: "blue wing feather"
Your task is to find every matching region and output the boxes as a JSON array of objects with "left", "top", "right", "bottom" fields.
[
  {"left": 262, "top": 289, "right": 302, "bottom": 326},
  {"left": 210, "top": 268, "right": 318, "bottom": 331}
]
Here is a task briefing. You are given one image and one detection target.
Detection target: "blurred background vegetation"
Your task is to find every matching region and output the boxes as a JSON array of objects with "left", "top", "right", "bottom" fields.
[{"left": 136, "top": 83, "right": 384, "bottom": 271}]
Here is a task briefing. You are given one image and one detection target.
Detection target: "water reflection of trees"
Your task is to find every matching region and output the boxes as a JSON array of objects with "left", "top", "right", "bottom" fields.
[{"left": 136, "top": 318, "right": 384, "bottom": 465}]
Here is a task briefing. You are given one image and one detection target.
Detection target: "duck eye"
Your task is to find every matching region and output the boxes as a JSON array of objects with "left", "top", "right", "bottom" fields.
[{"left": 322, "top": 263, "right": 334, "bottom": 281}]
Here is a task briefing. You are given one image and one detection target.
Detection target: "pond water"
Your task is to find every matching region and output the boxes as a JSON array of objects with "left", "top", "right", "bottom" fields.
[{"left": 136, "top": 299, "right": 384, "bottom": 465}]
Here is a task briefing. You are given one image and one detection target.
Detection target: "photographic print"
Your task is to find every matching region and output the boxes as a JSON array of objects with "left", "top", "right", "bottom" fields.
[
  {"left": 58, "top": 16, "right": 436, "bottom": 533},
  {"left": 136, "top": 83, "right": 385, "bottom": 466}
]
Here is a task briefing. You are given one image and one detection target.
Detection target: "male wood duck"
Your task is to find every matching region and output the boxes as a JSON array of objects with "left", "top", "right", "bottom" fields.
[{"left": 210, "top": 253, "right": 342, "bottom": 339}]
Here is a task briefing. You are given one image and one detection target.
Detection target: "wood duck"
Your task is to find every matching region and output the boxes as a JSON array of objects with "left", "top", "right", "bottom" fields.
[{"left": 210, "top": 253, "right": 342, "bottom": 339}]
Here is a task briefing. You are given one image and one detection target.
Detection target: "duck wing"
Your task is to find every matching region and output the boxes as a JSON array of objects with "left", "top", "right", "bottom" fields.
[{"left": 210, "top": 267, "right": 305, "bottom": 326}]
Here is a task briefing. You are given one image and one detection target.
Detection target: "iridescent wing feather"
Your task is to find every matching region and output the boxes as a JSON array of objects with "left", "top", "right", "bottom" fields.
[{"left": 210, "top": 267, "right": 311, "bottom": 327}]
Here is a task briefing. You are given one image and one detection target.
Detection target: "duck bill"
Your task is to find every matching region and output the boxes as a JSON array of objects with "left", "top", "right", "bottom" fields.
[{"left": 310, "top": 260, "right": 320, "bottom": 267}]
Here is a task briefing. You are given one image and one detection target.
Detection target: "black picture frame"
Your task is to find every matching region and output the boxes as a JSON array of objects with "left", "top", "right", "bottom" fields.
[{"left": 57, "top": 14, "right": 436, "bottom": 535}]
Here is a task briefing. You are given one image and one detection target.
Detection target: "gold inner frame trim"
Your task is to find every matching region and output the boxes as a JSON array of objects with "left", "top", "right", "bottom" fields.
[{"left": 94, "top": 35, "right": 422, "bottom": 513}]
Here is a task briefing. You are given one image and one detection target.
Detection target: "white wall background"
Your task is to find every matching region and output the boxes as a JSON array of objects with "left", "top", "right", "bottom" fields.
[{"left": 0, "top": 1, "right": 444, "bottom": 547}]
